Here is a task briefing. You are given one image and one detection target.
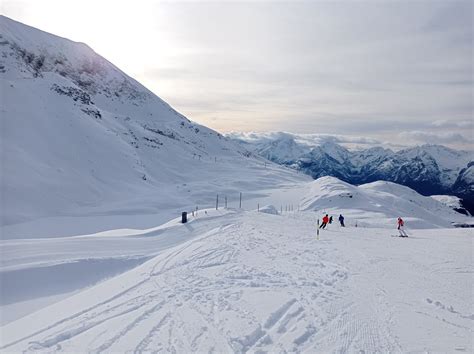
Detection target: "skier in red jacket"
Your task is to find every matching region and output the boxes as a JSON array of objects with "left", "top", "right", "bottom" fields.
[
  {"left": 320, "top": 214, "right": 329, "bottom": 229},
  {"left": 397, "top": 217, "right": 408, "bottom": 237}
]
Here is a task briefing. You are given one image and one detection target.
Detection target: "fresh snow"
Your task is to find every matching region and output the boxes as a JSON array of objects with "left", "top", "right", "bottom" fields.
[
  {"left": 1, "top": 209, "right": 472, "bottom": 352},
  {"left": 431, "top": 195, "right": 464, "bottom": 210},
  {"left": 459, "top": 165, "right": 474, "bottom": 185},
  {"left": 1, "top": 176, "right": 471, "bottom": 329},
  {"left": 257, "top": 205, "right": 279, "bottom": 215}
]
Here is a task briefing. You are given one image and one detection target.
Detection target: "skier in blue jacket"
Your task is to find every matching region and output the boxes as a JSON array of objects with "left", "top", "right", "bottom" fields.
[{"left": 338, "top": 214, "right": 345, "bottom": 227}]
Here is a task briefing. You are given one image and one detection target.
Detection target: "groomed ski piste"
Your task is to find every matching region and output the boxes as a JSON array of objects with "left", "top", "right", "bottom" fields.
[{"left": 1, "top": 177, "right": 473, "bottom": 353}]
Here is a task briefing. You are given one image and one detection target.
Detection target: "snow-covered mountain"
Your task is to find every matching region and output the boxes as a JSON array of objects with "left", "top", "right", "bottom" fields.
[
  {"left": 430, "top": 194, "right": 470, "bottom": 216},
  {"left": 452, "top": 162, "right": 474, "bottom": 197},
  {"left": 0, "top": 16, "right": 307, "bottom": 227},
  {"left": 230, "top": 132, "right": 473, "bottom": 210},
  {"left": 300, "top": 176, "right": 469, "bottom": 228}
]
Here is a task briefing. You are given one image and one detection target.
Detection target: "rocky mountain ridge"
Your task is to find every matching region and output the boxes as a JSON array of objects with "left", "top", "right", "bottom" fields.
[{"left": 231, "top": 133, "right": 473, "bottom": 213}]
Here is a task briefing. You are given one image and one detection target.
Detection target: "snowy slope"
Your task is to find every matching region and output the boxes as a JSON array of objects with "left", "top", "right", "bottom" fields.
[
  {"left": 400, "top": 144, "right": 472, "bottom": 187},
  {"left": 431, "top": 195, "right": 464, "bottom": 209},
  {"left": 430, "top": 195, "right": 471, "bottom": 216},
  {"left": 1, "top": 210, "right": 472, "bottom": 352},
  {"left": 251, "top": 133, "right": 310, "bottom": 165},
  {"left": 1, "top": 176, "right": 470, "bottom": 325},
  {"left": 300, "top": 177, "right": 469, "bottom": 228},
  {"left": 453, "top": 162, "right": 474, "bottom": 198},
  {"left": 0, "top": 15, "right": 308, "bottom": 228},
  {"left": 228, "top": 132, "right": 313, "bottom": 164}
]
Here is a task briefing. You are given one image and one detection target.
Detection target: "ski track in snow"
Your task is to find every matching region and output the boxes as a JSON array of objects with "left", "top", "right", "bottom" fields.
[{"left": 1, "top": 211, "right": 472, "bottom": 353}]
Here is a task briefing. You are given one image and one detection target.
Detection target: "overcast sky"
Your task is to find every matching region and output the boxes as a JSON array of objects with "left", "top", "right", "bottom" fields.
[{"left": 2, "top": 0, "right": 473, "bottom": 149}]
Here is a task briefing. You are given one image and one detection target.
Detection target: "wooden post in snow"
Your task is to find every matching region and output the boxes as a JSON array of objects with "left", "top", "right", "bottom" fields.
[{"left": 317, "top": 219, "right": 320, "bottom": 239}]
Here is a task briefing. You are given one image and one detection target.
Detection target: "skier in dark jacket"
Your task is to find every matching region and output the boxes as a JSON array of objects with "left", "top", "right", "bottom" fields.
[
  {"left": 338, "top": 214, "right": 345, "bottom": 227},
  {"left": 329, "top": 216, "right": 333, "bottom": 224}
]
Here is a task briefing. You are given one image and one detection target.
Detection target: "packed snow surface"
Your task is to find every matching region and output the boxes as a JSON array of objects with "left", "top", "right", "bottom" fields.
[
  {"left": 1, "top": 209, "right": 472, "bottom": 352},
  {"left": 1, "top": 176, "right": 470, "bottom": 326}
]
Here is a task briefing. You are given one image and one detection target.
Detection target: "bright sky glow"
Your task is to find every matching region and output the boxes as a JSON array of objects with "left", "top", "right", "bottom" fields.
[{"left": 1, "top": 0, "right": 472, "bottom": 148}]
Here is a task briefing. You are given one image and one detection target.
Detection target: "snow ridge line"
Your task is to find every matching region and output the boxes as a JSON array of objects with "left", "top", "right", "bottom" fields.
[
  {"left": 229, "top": 297, "right": 309, "bottom": 352},
  {"left": 27, "top": 296, "right": 154, "bottom": 351},
  {"left": 231, "top": 326, "right": 266, "bottom": 353},
  {"left": 293, "top": 325, "right": 317, "bottom": 346},
  {"left": 264, "top": 299, "right": 297, "bottom": 329},
  {"left": 91, "top": 300, "right": 167, "bottom": 352},
  {"left": 0, "top": 277, "right": 151, "bottom": 349},
  {"left": 149, "top": 223, "right": 236, "bottom": 276},
  {"left": 277, "top": 306, "right": 304, "bottom": 333},
  {"left": 133, "top": 312, "right": 172, "bottom": 352}
]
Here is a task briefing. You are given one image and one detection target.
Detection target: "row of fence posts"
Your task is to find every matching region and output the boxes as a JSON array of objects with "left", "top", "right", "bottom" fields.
[
  {"left": 215, "top": 192, "right": 242, "bottom": 210},
  {"left": 183, "top": 192, "right": 243, "bottom": 223},
  {"left": 183, "top": 192, "right": 301, "bottom": 223},
  {"left": 254, "top": 204, "right": 299, "bottom": 214},
  {"left": 256, "top": 204, "right": 299, "bottom": 215},
  {"left": 192, "top": 155, "right": 220, "bottom": 162},
  {"left": 277, "top": 204, "right": 298, "bottom": 214}
]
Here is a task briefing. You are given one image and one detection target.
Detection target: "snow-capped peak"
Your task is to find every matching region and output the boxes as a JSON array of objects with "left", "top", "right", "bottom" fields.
[{"left": 0, "top": 15, "right": 306, "bottom": 225}]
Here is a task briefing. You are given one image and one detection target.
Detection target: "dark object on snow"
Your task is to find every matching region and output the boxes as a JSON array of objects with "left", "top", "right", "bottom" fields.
[
  {"left": 339, "top": 214, "right": 345, "bottom": 227},
  {"left": 181, "top": 212, "right": 187, "bottom": 224},
  {"left": 329, "top": 216, "right": 333, "bottom": 224},
  {"left": 452, "top": 222, "right": 474, "bottom": 228}
]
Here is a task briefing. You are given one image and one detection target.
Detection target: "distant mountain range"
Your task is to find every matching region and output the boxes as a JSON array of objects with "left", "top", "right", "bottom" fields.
[{"left": 229, "top": 132, "right": 474, "bottom": 214}]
